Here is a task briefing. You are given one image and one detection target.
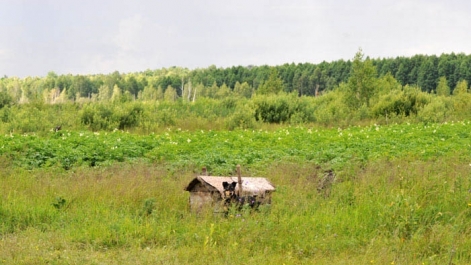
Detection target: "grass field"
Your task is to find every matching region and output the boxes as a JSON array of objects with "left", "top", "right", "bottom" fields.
[{"left": 1, "top": 123, "right": 471, "bottom": 264}]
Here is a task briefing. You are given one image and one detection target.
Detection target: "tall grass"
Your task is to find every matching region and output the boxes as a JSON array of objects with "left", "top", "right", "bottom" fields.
[{"left": 2, "top": 157, "right": 471, "bottom": 264}]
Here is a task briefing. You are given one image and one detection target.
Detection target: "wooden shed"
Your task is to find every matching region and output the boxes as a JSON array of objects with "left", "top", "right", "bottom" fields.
[{"left": 184, "top": 174, "right": 276, "bottom": 213}]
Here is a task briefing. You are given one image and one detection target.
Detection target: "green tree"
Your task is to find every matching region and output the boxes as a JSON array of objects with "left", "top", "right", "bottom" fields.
[
  {"left": 453, "top": 80, "right": 468, "bottom": 96},
  {"left": 438, "top": 54, "right": 456, "bottom": 89},
  {"left": 234, "top": 81, "right": 252, "bottom": 98},
  {"left": 98, "top": 85, "right": 111, "bottom": 101},
  {"left": 140, "top": 84, "right": 158, "bottom": 101},
  {"left": 57, "top": 88, "right": 68, "bottom": 103},
  {"left": 293, "top": 69, "right": 310, "bottom": 96},
  {"left": 436, "top": 76, "right": 450, "bottom": 96},
  {"left": 257, "top": 68, "right": 284, "bottom": 95},
  {"left": 121, "top": 91, "right": 134, "bottom": 102},
  {"left": 4, "top": 78, "right": 22, "bottom": 102},
  {"left": 346, "top": 49, "right": 378, "bottom": 107},
  {"left": 0, "top": 90, "right": 12, "bottom": 109},
  {"left": 71, "top": 75, "right": 95, "bottom": 98},
  {"left": 124, "top": 76, "right": 140, "bottom": 98},
  {"left": 44, "top": 71, "right": 58, "bottom": 89},
  {"left": 155, "top": 86, "right": 164, "bottom": 101},
  {"left": 191, "top": 83, "right": 204, "bottom": 101},
  {"left": 164, "top": 85, "right": 177, "bottom": 102},
  {"left": 207, "top": 82, "right": 219, "bottom": 98},
  {"left": 111, "top": 84, "right": 122, "bottom": 102},
  {"left": 311, "top": 67, "right": 326, "bottom": 96},
  {"left": 395, "top": 62, "right": 408, "bottom": 86},
  {"left": 182, "top": 80, "right": 192, "bottom": 101},
  {"left": 452, "top": 80, "right": 471, "bottom": 115},
  {"left": 417, "top": 57, "right": 438, "bottom": 92},
  {"left": 56, "top": 75, "right": 72, "bottom": 92},
  {"left": 215, "top": 83, "right": 231, "bottom": 99},
  {"left": 458, "top": 56, "right": 471, "bottom": 85},
  {"left": 380, "top": 73, "right": 401, "bottom": 93},
  {"left": 379, "top": 59, "right": 395, "bottom": 76}
]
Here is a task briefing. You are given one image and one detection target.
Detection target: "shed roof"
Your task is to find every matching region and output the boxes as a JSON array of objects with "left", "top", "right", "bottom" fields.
[{"left": 185, "top": 176, "right": 275, "bottom": 196}]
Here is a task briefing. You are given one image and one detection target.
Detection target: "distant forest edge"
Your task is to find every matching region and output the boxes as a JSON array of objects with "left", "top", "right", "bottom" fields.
[{"left": 1, "top": 50, "right": 471, "bottom": 133}]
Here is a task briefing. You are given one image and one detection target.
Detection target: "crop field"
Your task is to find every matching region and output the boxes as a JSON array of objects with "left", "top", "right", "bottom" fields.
[
  {"left": 1, "top": 121, "right": 471, "bottom": 264},
  {"left": 1, "top": 121, "right": 470, "bottom": 173}
]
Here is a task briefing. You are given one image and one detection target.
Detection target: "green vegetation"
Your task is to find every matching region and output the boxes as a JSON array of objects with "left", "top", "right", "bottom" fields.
[
  {"left": 1, "top": 122, "right": 470, "bottom": 173},
  {"left": 1, "top": 122, "right": 471, "bottom": 264},
  {"left": 1, "top": 51, "right": 471, "bottom": 135},
  {"left": 2, "top": 51, "right": 471, "bottom": 264},
  {"left": 2, "top": 52, "right": 471, "bottom": 101}
]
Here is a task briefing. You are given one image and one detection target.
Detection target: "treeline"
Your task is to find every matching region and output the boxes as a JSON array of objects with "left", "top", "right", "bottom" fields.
[
  {"left": 1, "top": 52, "right": 471, "bottom": 105},
  {"left": 0, "top": 50, "right": 471, "bottom": 134}
]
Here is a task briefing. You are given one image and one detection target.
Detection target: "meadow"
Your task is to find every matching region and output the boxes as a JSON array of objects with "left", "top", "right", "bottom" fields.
[{"left": 1, "top": 121, "right": 471, "bottom": 264}]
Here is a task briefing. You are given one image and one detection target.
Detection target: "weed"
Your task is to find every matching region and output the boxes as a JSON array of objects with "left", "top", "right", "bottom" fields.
[
  {"left": 139, "top": 198, "right": 156, "bottom": 216},
  {"left": 52, "top": 197, "right": 66, "bottom": 210}
]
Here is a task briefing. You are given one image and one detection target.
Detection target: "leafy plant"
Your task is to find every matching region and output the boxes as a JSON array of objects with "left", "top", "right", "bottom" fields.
[
  {"left": 139, "top": 198, "right": 156, "bottom": 216},
  {"left": 52, "top": 197, "right": 66, "bottom": 210}
]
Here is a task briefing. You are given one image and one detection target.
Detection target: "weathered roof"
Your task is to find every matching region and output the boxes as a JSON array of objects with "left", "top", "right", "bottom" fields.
[{"left": 185, "top": 176, "right": 275, "bottom": 196}]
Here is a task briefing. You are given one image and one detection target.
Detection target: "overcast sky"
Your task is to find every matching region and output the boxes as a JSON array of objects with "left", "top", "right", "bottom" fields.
[{"left": 1, "top": 0, "right": 470, "bottom": 78}]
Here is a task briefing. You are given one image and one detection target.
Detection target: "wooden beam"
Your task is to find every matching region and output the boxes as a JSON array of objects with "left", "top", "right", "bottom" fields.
[{"left": 237, "top": 165, "right": 243, "bottom": 196}]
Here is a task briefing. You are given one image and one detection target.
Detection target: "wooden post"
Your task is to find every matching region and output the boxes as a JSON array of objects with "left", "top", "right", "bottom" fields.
[{"left": 237, "top": 165, "right": 243, "bottom": 196}]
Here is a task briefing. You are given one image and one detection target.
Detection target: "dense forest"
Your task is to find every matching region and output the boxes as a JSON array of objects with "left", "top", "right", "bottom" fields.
[{"left": 0, "top": 50, "right": 470, "bottom": 133}]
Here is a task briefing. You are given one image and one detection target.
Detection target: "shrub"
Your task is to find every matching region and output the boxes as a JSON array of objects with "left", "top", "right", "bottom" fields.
[
  {"left": 80, "top": 103, "right": 118, "bottom": 131},
  {"left": 371, "top": 86, "right": 431, "bottom": 117},
  {"left": 311, "top": 90, "right": 350, "bottom": 125},
  {"left": 114, "top": 102, "right": 144, "bottom": 130},
  {"left": 155, "top": 108, "right": 176, "bottom": 126},
  {"left": 416, "top": 97, "right": 450, "bottom": 123},
  {"left": 225, "top": 104, "right": 257, "bottom": 130},
  {"left": 0, "top": 90, "right": 13, "bottom": 109},
  {"left": 253, "top": 93, "right": 296, "bottom": 123},
  {"left": 0, "top": 106, "right": 12, "bottom": 123}
]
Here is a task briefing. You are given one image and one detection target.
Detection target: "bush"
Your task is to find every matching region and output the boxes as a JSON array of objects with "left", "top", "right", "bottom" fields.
[
  {"left": 80, "top": 103, "right": 118, "bottom": 131},
  {"left": 416, "top": 97, "right": 450, "bottom": 123},
  {"left": 311, "top": 90, "right": 350, "bottom": 125},
  {"left": 452, "top": 92, "right": 471, "bottom": 118},
  {"left": 114, "top": 103, "right": 144, "bottom": 130},
  {"left": 225, "top": 104, "right": 257, "bottom": 130},
  {"left": 353, "top": 104, "right": 371, "bottom": 120},
  {"left": 155, "top": 108, "right": 176, "bottom": 127},
  {"left": 0, "top": 90, "right": 13, "bottom": 109},
  {"left": 253, "top": 93, "right": 297, "bottom": 123},
  {"left": 371, "top": 86, "right": 431, "bottom": 117},
  {"left": 81, "top": 102, "right": 145, "bottom": 131},
  {"left": 0, "top": 106, "right": 12, "bottom": 123}
]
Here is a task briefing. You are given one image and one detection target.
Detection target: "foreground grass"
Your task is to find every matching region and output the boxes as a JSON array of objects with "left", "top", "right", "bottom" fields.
[{"left": 1, "top": 157, "right": 471, "bottom": 264}]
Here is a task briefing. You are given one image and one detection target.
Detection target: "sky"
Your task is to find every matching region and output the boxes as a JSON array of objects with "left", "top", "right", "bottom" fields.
[{"left": 1, "top": 0, "right": 470, "bottom": 78}]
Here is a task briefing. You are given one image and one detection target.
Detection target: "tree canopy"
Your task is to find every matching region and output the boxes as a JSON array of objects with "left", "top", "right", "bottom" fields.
[{"left": 1, "top": 51, "right": 471, "bottom": 106}]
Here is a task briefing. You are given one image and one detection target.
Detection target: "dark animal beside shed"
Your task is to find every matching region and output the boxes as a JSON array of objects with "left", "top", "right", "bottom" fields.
[
  {"left": 223, "top": 181, "right": 237, "bottom": 198},
  {"left": 236, "top": 195, "right": 260, "bottom": 209},
  {"left": 222, "top": 181, "right": 260, "bottom": 211}
]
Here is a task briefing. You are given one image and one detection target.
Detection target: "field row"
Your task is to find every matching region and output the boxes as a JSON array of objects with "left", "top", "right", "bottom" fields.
[{"left": 1, "top": 121, "right": 470, "bottom": 173}]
